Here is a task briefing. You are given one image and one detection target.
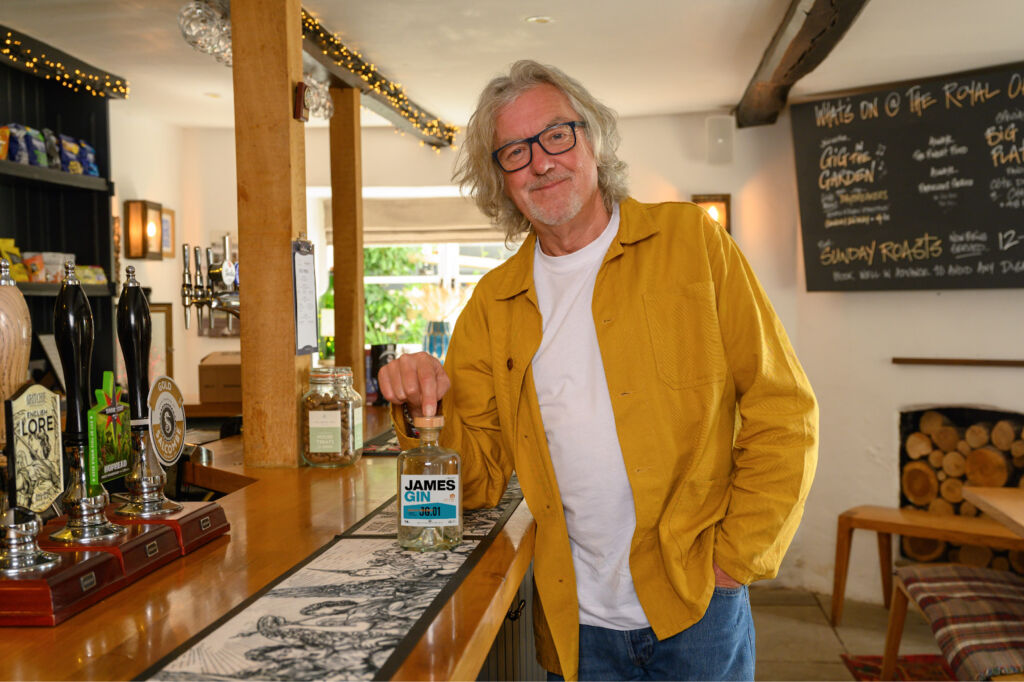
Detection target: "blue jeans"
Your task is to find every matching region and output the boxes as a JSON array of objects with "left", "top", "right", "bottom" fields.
[{"left": 548, "top": 586, "right": 755, "bottom": 681}]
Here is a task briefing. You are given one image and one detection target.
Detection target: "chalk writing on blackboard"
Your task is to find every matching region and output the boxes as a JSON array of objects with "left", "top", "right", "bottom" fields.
[{"left": 791, "top": 61, "right": 1024, "bottom": 291}]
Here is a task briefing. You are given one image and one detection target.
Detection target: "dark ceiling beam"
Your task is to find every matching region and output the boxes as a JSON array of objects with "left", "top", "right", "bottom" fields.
[{"left": 734, "top": 0, "right": 871, "bottom": 128}]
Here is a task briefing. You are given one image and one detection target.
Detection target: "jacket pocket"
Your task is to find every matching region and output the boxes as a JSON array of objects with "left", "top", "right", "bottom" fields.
[
  {"left": 659, "top": 477, "right": 731, "bottom": 586},
  {"left": 642, "top": 281, "right": 726, "bottom": 389}
]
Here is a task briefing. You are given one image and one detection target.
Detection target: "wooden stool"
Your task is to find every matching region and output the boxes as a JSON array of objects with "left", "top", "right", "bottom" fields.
[
  {"left": 881, "top": 564, "right": 1024, "bottom": 681},
  {"left": 831, "top": 505, "right": 1024, "bottom": 625}
]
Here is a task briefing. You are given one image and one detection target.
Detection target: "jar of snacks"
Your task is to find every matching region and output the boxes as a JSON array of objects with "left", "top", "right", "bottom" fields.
[
  {"left": 333, "top": 366, "right": 364, "bottom": 463},
  {"left": 301, "top": 368, "right": 352, "bottom": 467}
]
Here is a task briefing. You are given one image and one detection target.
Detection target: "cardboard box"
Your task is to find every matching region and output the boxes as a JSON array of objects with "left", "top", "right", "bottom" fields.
[{"left": 198, "top": 351, "right": 242, "bottom": 403}]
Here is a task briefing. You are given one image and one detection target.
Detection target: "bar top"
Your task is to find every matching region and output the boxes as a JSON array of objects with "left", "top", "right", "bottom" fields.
[{"left": 0, "top": 431, "right": 536, "bottom": 681}]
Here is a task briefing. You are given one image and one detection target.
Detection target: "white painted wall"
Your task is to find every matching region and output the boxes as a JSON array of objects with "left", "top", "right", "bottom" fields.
[
  {"left": 109, "top": 105, "right": 1024, "bottom": 604},
  {"left": 108, "top": 109, "right": 239, "bottom": 404}
]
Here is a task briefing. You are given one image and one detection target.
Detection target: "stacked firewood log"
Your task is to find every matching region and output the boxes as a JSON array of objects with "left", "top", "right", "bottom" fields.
[{"left": 901, "top": 409, "right": 1024, "bottom": 571}]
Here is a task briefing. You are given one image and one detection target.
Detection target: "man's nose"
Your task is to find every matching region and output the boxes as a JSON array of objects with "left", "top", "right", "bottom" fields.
[{"left": 528, "top": 140, "right": 555, "bottom": 173}]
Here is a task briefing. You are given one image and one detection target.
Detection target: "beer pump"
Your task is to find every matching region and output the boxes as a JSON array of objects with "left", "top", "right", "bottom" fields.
[
  {"left": 49, "top": 263, "right": 126, "bottom": 543},
  {"left": 116, "top": 266, "right": 183, "bottom": 517},
  {"left": 0, "top": 258, "right": 60, "bottom": 573},
  {"left": 181, "top": 234, "right": 238, "bottom": 334}
]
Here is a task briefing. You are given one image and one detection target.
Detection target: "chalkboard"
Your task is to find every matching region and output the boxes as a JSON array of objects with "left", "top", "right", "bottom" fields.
[{"left": 790, "top": 61, "right": 1024, "bottom": 291}]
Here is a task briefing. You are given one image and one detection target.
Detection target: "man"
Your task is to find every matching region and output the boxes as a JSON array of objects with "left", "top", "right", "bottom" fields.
[{"left": 378, "top": 60, "right": 818, "bottom": 681}]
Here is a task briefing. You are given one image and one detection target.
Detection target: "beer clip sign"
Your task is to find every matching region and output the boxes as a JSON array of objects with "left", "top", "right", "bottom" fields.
[{"left": 4, "top": 383, "right": 64, "bottom": 513}]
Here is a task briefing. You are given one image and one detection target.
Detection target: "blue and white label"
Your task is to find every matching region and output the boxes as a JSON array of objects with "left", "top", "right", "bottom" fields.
[{"left": 400, "top": 474, "right": 459, "bottom": 527}]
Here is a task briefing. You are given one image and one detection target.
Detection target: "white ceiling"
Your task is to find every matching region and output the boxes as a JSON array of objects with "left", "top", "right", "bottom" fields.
[{"left": 2, "top": 0, "right": 1023, "bottom": 132}]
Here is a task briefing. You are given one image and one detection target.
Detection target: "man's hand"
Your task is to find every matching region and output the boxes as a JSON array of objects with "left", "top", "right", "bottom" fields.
[
  {"left": 377, "top": 352, "right": 451, "bottom": 417},
  {"left": 713, "top": 561, "right": 742, "bottom": 588}
]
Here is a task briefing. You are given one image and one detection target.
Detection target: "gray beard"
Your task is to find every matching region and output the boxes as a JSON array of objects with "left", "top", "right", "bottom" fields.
[{"left": 524, "top": 186, "right": 584, "bottom": 228}]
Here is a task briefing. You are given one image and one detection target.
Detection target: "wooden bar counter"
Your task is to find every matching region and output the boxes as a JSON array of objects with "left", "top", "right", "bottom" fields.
[{"left": 0, "top": 412, "right": 536, "bottom": 681}]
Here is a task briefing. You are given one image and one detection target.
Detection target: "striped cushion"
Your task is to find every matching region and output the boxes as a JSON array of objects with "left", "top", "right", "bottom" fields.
[{"left": 897, "top": 564, "right": 1024, "bottom": 680}]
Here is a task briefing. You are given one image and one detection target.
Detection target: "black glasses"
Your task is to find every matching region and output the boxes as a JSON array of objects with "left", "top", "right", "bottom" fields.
[{"left": 492, "top": 120, "right": 586, "bottom": 172}]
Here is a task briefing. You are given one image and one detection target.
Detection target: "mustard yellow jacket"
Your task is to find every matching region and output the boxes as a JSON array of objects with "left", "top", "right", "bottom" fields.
[{"left": 393, "top": 198, "right": 818, "bottom": 680}]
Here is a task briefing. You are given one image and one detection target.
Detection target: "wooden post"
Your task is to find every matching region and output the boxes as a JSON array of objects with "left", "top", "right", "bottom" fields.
[
  {"left": 231, "top": 0, "right": 308, "bottom": 466},
  {"left": 329, "top": 86, "right": 366, "bottom": 399}
]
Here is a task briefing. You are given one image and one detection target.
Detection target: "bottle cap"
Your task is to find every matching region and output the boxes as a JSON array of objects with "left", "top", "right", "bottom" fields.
[{"left": 413, "top": 415, "right": 444, "bottom": 428}]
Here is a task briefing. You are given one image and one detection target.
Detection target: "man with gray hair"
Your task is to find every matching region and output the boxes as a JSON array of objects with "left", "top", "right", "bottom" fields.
[{"left": 379, "top": 60, "right": 817, "bottom": 681}]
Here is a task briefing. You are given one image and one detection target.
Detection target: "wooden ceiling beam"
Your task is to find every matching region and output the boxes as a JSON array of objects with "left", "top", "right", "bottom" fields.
[
  {"left": 301, "top": 10, "right": 457, "bottom": 148},
  {"left": 735, "top": 0, "right": 871, "bottom": 128}
]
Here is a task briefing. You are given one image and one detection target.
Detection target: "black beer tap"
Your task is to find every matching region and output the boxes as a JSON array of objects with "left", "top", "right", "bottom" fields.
[
  {"left": 49, "top": 262, "right": 126, "bottom": 542},
  {"left": 115, "top": 266, "right": 182, "bottom": 517}
]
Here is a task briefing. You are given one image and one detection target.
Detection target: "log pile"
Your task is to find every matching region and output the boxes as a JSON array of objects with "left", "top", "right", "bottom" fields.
[{"left": 901, "top": 409, "right": 1024, "bottom": 569}]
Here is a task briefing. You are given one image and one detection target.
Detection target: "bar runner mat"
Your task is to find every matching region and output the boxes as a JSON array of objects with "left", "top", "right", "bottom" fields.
[
  {"left": 361, "top": 428, "right": 401, "bottom": 455},
  {"left": 141, "top": 476, "right": 522, "bottom": 681}
]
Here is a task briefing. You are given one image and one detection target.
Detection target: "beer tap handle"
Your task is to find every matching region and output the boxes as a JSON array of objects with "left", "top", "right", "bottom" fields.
[
  {"left": 181, "top": 244, "right": 192, "bottom": 330},
  {"left": 194, "top": 246, "right": 205, "bottom": 332},
  {"left": 117, "top": 266, "right": 151, "bottom": 422},
  {"left": 206, "top": 247, "right": 216, "bottom": 332},
  {"left": 53, "top": 261, "right": 93, "bottom": 445},
  {"left": 205, "top": 247, "right": 216, "bottom": 289}
]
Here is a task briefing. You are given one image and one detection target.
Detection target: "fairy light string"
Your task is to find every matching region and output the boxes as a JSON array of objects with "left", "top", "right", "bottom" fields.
[
  {"left": 301, "top": 10, "right": 458, "bottom": 149},
  {"left": 1, "top": 25, "right": 128, "bottom": 99}
]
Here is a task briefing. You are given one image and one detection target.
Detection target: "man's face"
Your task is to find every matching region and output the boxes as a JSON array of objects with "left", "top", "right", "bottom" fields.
[{"left": 493, "top": 84, "right": 600, "bottom": 230}]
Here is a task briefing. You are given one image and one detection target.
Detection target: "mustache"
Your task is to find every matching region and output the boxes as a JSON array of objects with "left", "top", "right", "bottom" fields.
[{"left": 527, "top": 172, "right": 572, "bottom": 191}]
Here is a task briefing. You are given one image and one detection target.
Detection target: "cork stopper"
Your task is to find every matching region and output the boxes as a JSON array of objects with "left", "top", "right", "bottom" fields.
[{"left": 412, "top": 415, "right": 444, "bottom": 429}]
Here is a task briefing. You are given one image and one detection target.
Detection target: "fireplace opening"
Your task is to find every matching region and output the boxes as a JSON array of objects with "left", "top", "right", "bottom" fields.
[{"left": 899, "top": 406, "right": 1024, "bottom": 570}]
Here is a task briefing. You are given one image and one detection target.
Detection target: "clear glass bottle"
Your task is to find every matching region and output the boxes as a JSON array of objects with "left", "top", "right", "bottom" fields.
[
  {"left": 301, "top": 368, "right": 348, "bottom": 467},
  {"left": 333, "top": 366, "right": 363, "bottom": 465},
  {"left": 397, "top": 415, "right": 462, "bottom": 551}
]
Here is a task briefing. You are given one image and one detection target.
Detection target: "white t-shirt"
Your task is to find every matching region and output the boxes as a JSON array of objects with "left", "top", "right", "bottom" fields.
[{"left": 531, "top": 205, "right": 649, "bottom": 630}]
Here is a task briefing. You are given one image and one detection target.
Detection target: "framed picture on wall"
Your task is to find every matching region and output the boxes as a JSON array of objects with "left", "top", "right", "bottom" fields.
[
  {"left": 161, "top": 209, "right": 175, "bottom": 258},
  {"left": 149, "top": 302, "right": 173, "bottom": 380}
]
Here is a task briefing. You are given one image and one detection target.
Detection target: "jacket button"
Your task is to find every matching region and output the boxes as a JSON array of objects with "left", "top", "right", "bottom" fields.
[{"left": 507, "top": 358, "right": 514, "bottom": 370}]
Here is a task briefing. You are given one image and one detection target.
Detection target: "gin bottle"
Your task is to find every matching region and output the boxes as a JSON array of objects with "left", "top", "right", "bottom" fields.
[{"left": 397, "top": 415, "right": 462, "bottom": 551}]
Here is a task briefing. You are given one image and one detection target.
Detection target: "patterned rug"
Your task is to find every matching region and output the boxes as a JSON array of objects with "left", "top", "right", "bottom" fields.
[{"left": 841, "top": 653, "right": 955, "bottom": 681}]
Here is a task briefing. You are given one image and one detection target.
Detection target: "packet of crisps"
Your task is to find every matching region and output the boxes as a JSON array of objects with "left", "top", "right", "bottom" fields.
[
  {"left": 0, "top": 239, "right": 29, "bottom": 281},
  {"left": 59, "top": 133, "right": 83, "bottom": 174},
  {"left": 78, "top": 139, "right": 99, "bottom": 176},
  {"left": 23, "top": 126, "right": 47, "bottom": 167}
]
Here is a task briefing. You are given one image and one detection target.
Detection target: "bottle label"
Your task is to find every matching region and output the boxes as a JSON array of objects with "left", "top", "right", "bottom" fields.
[
  {"left": 308, "top": 410, "right": 341, "bottom": 452},
  {"left": 320, "top": 307, "right": 335, "bottom": 337},
  {"left": 400, "top": 475, "right": 459, "bottom": 527}
]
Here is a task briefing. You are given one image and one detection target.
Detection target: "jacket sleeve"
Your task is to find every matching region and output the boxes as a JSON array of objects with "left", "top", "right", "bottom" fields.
[
  {"left": 390, "top": 288, "right": 514, "bottom": 509},
  {"left": 704, "top": 214, "right": 819, "bottom": 584}
]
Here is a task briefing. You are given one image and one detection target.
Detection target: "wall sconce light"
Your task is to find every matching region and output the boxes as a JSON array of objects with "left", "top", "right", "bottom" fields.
[
  {"left": 691, "top": 194, "right": 731, "bottom": 234},
  {"left": 124, "top": 200, "right": 164, "bottom": 260}
]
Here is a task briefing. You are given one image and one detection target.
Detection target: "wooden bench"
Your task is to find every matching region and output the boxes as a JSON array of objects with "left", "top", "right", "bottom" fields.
[{"left": 831, "top": 505, "right": 1024, "bottom": 625}]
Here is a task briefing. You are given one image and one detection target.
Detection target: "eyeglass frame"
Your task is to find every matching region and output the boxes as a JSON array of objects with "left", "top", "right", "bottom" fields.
[{"left": 491, "top": 120, "right": 587, "bottom": 172}]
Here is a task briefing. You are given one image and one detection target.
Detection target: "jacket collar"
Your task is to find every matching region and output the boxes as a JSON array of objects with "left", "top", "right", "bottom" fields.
[{"left": 492, "top": 197, "right": 660, "bottom": 301}]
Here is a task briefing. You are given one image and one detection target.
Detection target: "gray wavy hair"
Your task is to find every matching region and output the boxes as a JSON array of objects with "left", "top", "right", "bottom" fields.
[{"left": 453, "top": 60, "right": 629, "bottom": 241}]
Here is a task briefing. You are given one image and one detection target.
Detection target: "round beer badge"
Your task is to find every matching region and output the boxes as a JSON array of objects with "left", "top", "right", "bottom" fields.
[{"left": 148, "top": 376, "right": 186, "bottom": 466}]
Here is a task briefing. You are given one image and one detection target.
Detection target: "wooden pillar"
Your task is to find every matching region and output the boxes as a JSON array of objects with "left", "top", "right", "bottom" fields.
[
  {"left": 231, "top": 0, "right": 308, "bottom": 466},
  {"left": 328, "top": 86, "right": 366, "bottom": 398}
]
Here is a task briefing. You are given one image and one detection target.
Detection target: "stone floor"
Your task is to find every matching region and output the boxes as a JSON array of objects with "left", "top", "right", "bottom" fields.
[{"left": 751, "top": 585, "right": 941, "bottom": 681}]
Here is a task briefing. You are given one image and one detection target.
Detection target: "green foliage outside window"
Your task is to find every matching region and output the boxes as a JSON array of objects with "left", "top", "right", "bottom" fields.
[{"left": 364, "top": 246, "right": 428, "bottom": 345}]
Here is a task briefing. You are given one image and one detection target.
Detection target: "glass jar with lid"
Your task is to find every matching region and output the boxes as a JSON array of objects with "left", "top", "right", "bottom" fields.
[
  {"left": 301, "top": 367, "right": 351, "bottom": 467},
  {"left": 332, "top": 366, "right": 363, "bottom": 465}
]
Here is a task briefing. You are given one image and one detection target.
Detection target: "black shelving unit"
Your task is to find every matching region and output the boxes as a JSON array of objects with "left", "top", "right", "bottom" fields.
[{"left": 1, "top": 60, "right": 117, "bottom": 390}]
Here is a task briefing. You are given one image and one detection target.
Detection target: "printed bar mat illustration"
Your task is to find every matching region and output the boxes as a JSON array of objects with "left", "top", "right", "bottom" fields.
[
  {"left": 361, "top": 428, "right": 400, "bottom": 455},
  {"left": 142, "top": 476, "right": 522, "bottom": 681}
]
